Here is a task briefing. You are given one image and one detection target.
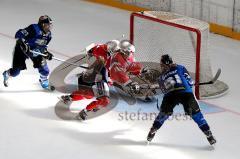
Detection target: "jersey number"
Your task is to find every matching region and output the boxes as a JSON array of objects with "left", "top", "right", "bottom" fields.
[{"left": 164, "top": 74, "right": 182, "bottom": 90}]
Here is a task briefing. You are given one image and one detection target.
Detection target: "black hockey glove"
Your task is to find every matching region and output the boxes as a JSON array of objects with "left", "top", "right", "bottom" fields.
[
  {"left": 44, "top": 51, "right": 53, "bottom": 60},
  {"left": 17, "top": 39, "right": 29, "bottom": 53}
]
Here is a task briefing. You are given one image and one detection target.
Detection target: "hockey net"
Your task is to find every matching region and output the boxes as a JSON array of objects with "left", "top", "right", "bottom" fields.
[{"left": 130, "top": 11, "right": 228, "bottom": 99}]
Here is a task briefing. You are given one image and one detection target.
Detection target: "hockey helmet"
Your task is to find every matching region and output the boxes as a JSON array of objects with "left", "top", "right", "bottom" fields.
[
  {"left": 106, "top": 40, "right": 120, "bottom": 55},
  {"left": 160, "top": 54, "right": 173, "bottom": 65},
  {"left": 119, "top": 39, "right": 135, "bottom": 56},
  {"left": 38, "top": 15, "right": 53, "bottom": 24}
]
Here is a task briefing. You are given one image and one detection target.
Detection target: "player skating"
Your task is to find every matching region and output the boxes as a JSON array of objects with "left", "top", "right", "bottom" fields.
[
  {"left": 2, "top": 15, "right": 54, "bottom": 90},
  {"left": 146, "top": 54, "right": 216, "bottom": 145}
]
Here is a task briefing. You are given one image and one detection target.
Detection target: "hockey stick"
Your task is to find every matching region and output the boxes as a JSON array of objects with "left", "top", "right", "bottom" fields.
[
  {"left": 138, "top": 68, "right": 221, "bottom": 91},
  {"left": 156, "top": 98, "right": 160, "bottom": 111},
  {"left": 30, "top": 50, "right": 89, "bottom": 69},
  {"left": 197, "top": 68, "right": 221, "bottom": 85},
  {"left": 59, "top": 54, "right": 88, "bottom": 71},
  {"left": 59, "top": 43, "right": 96, "bottom": 71}
]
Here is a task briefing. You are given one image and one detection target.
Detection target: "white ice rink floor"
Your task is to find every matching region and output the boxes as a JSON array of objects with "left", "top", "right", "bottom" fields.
[{"left": 0, "top": 0, "right": 240, "bottom": 159}]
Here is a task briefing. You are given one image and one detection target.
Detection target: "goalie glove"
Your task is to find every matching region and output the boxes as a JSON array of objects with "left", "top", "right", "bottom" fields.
[{"left": 126, "top": 82, "right": 140, "bottom": 95}]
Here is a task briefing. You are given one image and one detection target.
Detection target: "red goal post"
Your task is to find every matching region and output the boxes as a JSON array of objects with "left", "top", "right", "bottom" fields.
[{"left": 130, "top": 11, "right": 228, "bottom": 99}]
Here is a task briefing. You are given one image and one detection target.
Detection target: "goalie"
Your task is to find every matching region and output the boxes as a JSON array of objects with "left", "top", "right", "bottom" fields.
[
  {"left": 86, "top": 40, "right": 120, "bottom": 73},
  {"left": 109, "top": 40, "right": 144, "bottom": 96}
]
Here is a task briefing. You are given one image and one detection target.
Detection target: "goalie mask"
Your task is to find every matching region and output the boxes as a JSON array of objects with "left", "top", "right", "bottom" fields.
[
  {"left": 106, "top": 40, "right": 120, "bottom": 55},
  {"left": 119, "top": 40, "right": 135, "bottom": 56}
]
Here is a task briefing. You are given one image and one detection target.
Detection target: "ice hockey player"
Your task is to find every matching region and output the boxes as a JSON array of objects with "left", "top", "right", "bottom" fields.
[
  {"left": 2, "top": 15, "right": 53, "bottom": 89},
  {"left": 109, "top": 40, "right": 143, "bottom": 96},
  {"left": 87, "top": 40, "right": 120, "bottom": 72},
  {"left": 146, "top": 54, "right": 216, "bottom": 145},
  {"left": 60, "top": 40, "right": 120, "bottom": 120}
]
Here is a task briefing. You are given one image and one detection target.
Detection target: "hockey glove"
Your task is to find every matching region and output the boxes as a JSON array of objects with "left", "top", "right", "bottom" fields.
[
  {"left": 17, "top": 39, "right": 29, "bottom": 53},
  {"left": 44, "top": 51, "right": 53, "bottom": 60},
  {"left": 126, "top": 82, "right": 140, "bottom": 95}
]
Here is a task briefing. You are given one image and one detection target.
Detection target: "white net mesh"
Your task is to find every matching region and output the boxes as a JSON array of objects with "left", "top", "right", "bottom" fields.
[{"left": 131, "top": 11, "right": 228, "bottom": 98}]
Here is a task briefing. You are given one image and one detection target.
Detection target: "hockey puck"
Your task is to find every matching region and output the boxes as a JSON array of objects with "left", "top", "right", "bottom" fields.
[{"left": 49, "top": 85, "right": 55, "bottom": 91}]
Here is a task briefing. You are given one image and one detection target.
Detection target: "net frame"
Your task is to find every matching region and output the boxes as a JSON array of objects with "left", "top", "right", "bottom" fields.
[{"left": 130, "top": 11, "right": 216, "bottom": 99}]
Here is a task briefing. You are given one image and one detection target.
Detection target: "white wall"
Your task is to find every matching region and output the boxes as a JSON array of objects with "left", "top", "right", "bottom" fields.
[
  {"left": 234, "top": 0, "right": 240, "bottom": 32},
  {"left": 119, "top": 0, "right": 240, "bottom": 32},
  {"left": 120, "top": 0, "right": 170, "bottom": 11},
  {"left": 171, "top": 0, "right": 234, "bottom": 27}
]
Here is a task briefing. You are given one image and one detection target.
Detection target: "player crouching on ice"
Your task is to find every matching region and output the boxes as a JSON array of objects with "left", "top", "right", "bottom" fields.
[
  {"left": 60, "top": 40, "right": 120, "bottom": 120},
  {"left": 2, "top": 15, "right": 53, "bottom": 90},
  {"left": 147, "top": 54, "right": 216, "bottom": 145},
  {"left": 109, "top": 40, "right": 146, "bottom": 98}
]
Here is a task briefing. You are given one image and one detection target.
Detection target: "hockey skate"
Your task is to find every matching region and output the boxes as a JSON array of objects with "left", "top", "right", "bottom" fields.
[
  {"left": 39, "top": 79, "right": 55, "bottom": 91},
  {"left": 147, "top": 127, "right": 158, "bottom": 144},
  {"left": 204, "top": 130, "right": 217, "bottom": 145},
  {"left": 76, "top": 109, "right": 88, "bottom": 121},
  {"left": 60, "top": 95, "right": 72, "bottom": 105},
  {"left": 2, "top": 70, "right": 10, "bottom": 87}
]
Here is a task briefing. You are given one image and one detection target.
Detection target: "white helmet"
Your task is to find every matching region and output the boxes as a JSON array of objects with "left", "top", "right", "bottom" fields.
[
  {"left": 106, "top": 40, "right": 120, "bottom": 54},
  {"left": 119, "top": 39, "right": 135, "bottom": 56}
]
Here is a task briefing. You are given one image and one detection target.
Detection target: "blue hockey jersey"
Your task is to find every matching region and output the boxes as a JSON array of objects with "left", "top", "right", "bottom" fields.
[
  {"left": 158, "top": 64, "right": 194, "bottom": 95},
  {"left": 15, "top": 24, "right": 52, "bottom": 55}
]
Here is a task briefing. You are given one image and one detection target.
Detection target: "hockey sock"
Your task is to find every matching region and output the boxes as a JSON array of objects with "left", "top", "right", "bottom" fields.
[
  {"left": 153, "top": 113, "right": 169, "bottom": 129},
  {"left": 192, "top": 112, "right": 210, "bottom": 132}
]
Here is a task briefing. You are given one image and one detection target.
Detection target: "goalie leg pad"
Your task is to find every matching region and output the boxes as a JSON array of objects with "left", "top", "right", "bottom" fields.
[
  {"left": 86, "top": 101, "right": 98, "bottom": 111},
  {"left": 96, "top": 96, "right": 110, "bottom": 107},
  {"left": 71, "top": 88, "right": 94, "bottom": 101},
  {"left": 86, "top": 96, "right": 110, "bottom": 111}
]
